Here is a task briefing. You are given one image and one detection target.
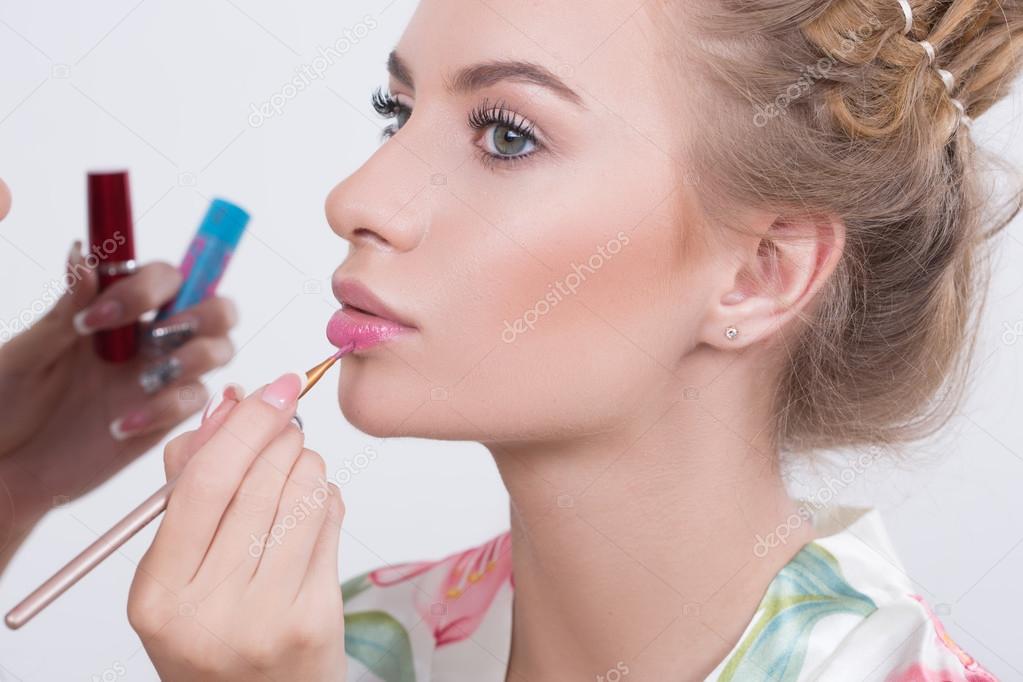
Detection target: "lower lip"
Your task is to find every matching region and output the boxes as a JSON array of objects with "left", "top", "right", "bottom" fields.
[{"left": 326, "top": 307, "right": 415, "bottom": 351}]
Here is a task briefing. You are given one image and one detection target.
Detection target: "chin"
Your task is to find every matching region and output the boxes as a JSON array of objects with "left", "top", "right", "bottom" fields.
[
  {"left": 337, "top": 358, "right": 444, "bottom": 438},
  {"left": 336, "top": 374, "right": 579, "bottom": 448},
  {"left": 335, "top": 355, "right": 526, "bottom": 442}
]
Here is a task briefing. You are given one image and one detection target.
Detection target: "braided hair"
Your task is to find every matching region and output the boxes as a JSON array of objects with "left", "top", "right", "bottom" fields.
[{"left": 649, "top": 0, "right": 1023, "bottom": 455}]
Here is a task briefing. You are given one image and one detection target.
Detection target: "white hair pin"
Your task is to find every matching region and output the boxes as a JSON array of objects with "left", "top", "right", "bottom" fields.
[
  {"left": 897, "top": 0, "right": 914, "bottom": 35},
  {"left": 896, "top": 1, "right": 973, "bottom": 132}
]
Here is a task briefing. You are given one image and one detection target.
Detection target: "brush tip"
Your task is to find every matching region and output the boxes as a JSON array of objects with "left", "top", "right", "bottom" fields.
[
  {"left": 332, "top": 342, "right": 355, "bottom": 359},
  {"left": 298, "top": 345, "right": 354, "bottom": 399}
]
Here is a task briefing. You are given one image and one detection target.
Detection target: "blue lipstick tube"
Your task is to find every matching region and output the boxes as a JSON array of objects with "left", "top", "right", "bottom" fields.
[{"left": 155, "top": 198, "right": 249, "bottom": 322}]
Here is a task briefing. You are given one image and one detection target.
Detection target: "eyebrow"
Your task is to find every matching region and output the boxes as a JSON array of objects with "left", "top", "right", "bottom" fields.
[{"left": 387, "top": 50, "right": 586, "bottom": 108}]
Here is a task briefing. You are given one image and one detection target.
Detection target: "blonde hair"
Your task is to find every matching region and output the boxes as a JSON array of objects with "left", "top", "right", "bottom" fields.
[{"left": 651, "top": 0, "right": 1023, "bottom": 454}]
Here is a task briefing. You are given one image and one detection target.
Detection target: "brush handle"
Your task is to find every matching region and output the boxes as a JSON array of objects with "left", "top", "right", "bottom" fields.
[
  {"left": 4, "top": 478, "right": 176, "bottom": 629},
  {"left": 4, "top": 345, "right": 351, "bottom": 630}
]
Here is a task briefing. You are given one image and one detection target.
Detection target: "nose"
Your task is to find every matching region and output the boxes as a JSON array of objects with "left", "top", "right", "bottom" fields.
[{"left": 325, "top": 143, "right": 429, "bottom": 253}]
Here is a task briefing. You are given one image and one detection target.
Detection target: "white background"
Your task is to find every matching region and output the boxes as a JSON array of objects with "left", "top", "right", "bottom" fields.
[{"left": 0, "top": 0, "right": 1020, "bottom": 679}]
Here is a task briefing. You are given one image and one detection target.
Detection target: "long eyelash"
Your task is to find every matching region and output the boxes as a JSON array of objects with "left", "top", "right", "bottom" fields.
[
  {"left": 371, "top": 86, "right": 406, "bottom": 141},
  {"left": 370, "top": 88, "right": 543, "bottom": 168},
  {"left": 467, "top": 97, "right": 542, "bottom": 167},
  {"left": 371, "top": 86, "right": 400, "bottom": 116},
  {"left": 467, "top": 98, "right": 537, "bottom": 138}
]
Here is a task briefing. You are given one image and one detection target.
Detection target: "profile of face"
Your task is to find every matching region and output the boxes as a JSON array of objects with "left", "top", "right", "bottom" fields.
[
  {"left": 325, "top": 0, "right": 749, "bottom": 444},
  {"left": 0, "top": 178, "right": 10, "bottom": 222}
]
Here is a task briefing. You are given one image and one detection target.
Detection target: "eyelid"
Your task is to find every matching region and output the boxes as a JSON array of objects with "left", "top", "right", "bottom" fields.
[
  {"left": 385, "top": 80, "right": 414, "bottom": 105},
  {"left": 469, "top": 98, "right": 549, "bottom": 150},
  {"left": 373, "top": 85, "right": 559, "bottom": 165},
  {"left": 391, "top": 91, "right": 414, "bottom": 108}
]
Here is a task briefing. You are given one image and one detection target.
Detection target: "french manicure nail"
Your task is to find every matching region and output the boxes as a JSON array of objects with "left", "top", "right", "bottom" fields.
[
  {"left": 260, "top": 373, "right": 305, "bottom": 410},
  {"left": 73, "top": 300, "right": 124, "bottom": 335},
  {"left": 109, "top": 409, "right": 151, "bottom": 441}
]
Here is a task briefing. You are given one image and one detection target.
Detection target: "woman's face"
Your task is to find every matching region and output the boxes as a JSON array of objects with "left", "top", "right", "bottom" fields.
[{"left": 325, "top": 0, "right": 723, "bottom": 443}]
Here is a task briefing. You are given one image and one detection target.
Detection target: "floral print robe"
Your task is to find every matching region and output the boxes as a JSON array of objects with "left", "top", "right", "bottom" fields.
[{"left": 341, "top": 506, "right": 997, "bottom": 681}]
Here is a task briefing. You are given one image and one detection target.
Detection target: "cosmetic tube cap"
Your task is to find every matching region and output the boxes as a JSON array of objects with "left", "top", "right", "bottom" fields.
[
  {"left": 86, "top": 170, "right": 138, "bottom": 362},
  {"left": 87, "top": 171, "right": 136, "bottom": 264},
  {"left": 200, "top": 198, "right": 249, "bottom": 247}
]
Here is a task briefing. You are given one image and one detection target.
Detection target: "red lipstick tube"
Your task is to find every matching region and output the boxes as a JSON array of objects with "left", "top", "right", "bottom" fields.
[{"left": 87, "top": 171, "right": 139, "bottom": 363}]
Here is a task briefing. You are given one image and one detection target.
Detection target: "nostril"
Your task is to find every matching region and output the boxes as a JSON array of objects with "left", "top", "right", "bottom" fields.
[{"left": 352, "top": 228, "right": 394, "bottom": 251}]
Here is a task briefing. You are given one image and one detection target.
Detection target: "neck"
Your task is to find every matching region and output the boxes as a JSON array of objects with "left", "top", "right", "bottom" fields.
[{"left": 488, "top": 370, "right": 815, "bottom": 681}]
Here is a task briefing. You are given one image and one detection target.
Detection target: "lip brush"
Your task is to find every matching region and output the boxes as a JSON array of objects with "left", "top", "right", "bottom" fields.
[{"left": 4, "top": 344, "right": 353, "bottom": 630}]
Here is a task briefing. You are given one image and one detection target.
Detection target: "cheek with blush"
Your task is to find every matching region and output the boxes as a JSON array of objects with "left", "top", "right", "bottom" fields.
[
  {"left": 444, "top": 219, "right": 687, "bottom": 439},
  {"left": 335, "top": 200, "right": 699, "bottom": 443}
]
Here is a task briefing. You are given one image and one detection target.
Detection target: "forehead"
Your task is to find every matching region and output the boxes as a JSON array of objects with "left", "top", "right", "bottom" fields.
[
  {"left": 405, "top": 0, "right": 649, "bottom": 54},
  {"left": 395, "top": 0, "right": 669, "bottom": 98}
]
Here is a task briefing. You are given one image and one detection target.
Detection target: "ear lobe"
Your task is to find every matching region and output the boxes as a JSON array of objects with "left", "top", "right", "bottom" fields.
[{"left": 701, "top": 214, "right": 845, "bottom": 349}]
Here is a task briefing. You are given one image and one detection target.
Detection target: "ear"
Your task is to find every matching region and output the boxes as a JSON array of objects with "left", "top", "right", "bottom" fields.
[{"left": 699, "top": 212, "right": 845, "bottom": 349}]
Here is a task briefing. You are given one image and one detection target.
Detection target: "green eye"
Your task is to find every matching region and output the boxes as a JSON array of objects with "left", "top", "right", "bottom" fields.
[
  {"left": 469, "top": 98, "right": 541, "bottom": 165},
  {"left": 489, "top": 124, "right": 534, "bottom": 157}
]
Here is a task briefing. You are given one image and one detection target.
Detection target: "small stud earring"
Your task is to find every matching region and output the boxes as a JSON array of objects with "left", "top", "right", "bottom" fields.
[{"left": 725, "top": 326, "right": 739, "bottom": 340}]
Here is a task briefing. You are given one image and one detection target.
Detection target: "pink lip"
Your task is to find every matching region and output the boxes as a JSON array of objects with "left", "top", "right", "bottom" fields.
[{"left": 326, "top": 278, "right": 416, "bottom": 351}]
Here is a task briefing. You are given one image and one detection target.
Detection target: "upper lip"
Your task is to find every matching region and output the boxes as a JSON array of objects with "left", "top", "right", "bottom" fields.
[{"left": 331, "top": 276, "right": 415, "bottom": 328}]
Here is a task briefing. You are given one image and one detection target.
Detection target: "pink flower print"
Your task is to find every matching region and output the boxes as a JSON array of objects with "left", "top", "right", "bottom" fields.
[
  {"left": 368, "top": 559, "right": 437, "bottom": 587},
  {"left": 367, "top": 532, "right": 513, "bottom": 647},
  {"left": 906, "top": 595, "right": 997, "bottom": 682},
  {"left": 886, "top": 662, "right": 967, "bottom": 682}
]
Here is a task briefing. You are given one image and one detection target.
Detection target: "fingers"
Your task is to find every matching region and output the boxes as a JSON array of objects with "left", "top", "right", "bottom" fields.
[
  {"left": 110, "top": 297, "right": 238, "bottom": 432},
  {"left": 0, "top": 241, "right": 98, "bottom": 367},
  {"left": 162, "top": 434, "right": 193, "bottom": 482},
  {"left": 64, "top": 239, "right": 101, "bottom": 310},
  {"left": 162, "top": 384, "right": 245, "bottom": 480},
  {"left": 141, "top": 296, "right": 238, "bottom": 356},
  {"left": 72, "top": 261, "right": 182, "bottom": 335},
  {"left": 109, "top": 380, "right": 210, "bottom": 441},
  {"left": 253, "top": 449, "right": 332, "bottom": 599},
  {"left": 148, "top": 372, "right": 305, "bottom": 586},
  {"left": 298, "top": 483, "right": 344, "bottom": 596},
  {"left": 137, "top": 336, "right": 235, "bottom": 395},
  {"left": 198, "top": 424, "right": 306, "bottom": 582}
]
